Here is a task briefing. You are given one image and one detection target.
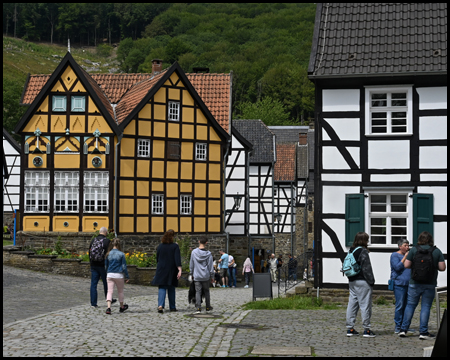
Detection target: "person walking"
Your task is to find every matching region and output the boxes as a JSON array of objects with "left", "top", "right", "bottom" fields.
[
  {"left": 89, "top": 227, "right": 116, "bottom": 308},
  {"left": 151, "top": 230, "right": 182, "bottom": 313},
  {"left": 268, "top": 253, "right": 278, "bottom": 282},
  {"left": 390, "top": 239, "right": 411, "bottom": 333},
  {"left": 346, "top": 232, "right": 376, "bottom": 338},
  {"left": 218, "top": 250, "right": 229, "bottom": 288},
  {"left": 398, "top": 231, "right": 446, "bottom": 339},
  {"left": 228, "top": 254, "right": 237, "bottom": 288},
  {"left": 104, "top": 238, "right": 130, "bottom": 315},
  {"left": 189, "top": 236, "right": 214, "bottom": 314},
  {"left": 242, "top": 255, "right": 254, "bottom": 288}
]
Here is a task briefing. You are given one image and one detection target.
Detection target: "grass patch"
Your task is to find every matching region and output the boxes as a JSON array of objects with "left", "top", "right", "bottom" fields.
[
  {"left": 3, "top": 240, "right": 14, "bottom": 246},
  {"left": 242, "top": 296, "right": 339, "bottom": 310}
]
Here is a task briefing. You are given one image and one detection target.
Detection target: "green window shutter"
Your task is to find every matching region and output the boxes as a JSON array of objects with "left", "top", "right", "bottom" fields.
[
  {"left": 412, "top": 194, "right": 434, "bottom": 245},
  {"left": 345, "top": 194, "right": 365, "bottom": 246}
]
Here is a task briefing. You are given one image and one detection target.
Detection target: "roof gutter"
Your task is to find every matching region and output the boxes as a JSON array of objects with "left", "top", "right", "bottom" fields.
[{"left": 308, "top": 71, "right": 447, "bottom": 80}]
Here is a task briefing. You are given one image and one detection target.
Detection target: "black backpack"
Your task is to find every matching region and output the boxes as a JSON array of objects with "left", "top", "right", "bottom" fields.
[
  {"left": 89, "top": 237, "right": 105, "bottom": 262},
  {"left": 411, "top": 245, "right": 436, "bottom": 283}
]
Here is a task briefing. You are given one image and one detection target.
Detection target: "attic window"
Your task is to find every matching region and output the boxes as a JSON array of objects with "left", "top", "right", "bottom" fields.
[
  {"left": 52, "top": 96, "right": 67, "bottom": 112},
  {"left": 168, "top": 101, "right": 180, "bottom": 121},
  {"left": 71, "top": 96, "right": 85, "bottom": 112}
]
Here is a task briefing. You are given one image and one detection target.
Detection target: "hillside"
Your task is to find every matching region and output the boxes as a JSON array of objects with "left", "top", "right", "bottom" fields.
[{"left": 3, "top": 36, "right": 120, "bottom": 135}]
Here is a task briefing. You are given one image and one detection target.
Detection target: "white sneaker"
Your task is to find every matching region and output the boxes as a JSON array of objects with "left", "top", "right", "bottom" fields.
[
  {"left": 212, "top": 283, "right": 215, "bottom": 287},
  {"left": 244, "top": 285, "right": 249, "bottom": 288}
]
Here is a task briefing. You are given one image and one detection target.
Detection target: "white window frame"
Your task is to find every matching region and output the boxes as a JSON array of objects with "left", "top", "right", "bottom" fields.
[
  {"left": 71, "top": 96, "right": 85, "bottom": 112},
  {"left": 52, "top": 96, "right": 67, "bottom": 112},
  {"left": 364, "top": 189, "right": 413, "bottom": 248},
  {"left": 54, "top": 171, "right": 79, "bottom": 213},
  {"left": 180, "top": 195, "right": 192, "bottom": 215},
  {"left": 365, "top": 86, "right": 412, "bottom": 136},
  {"left": 83, "top": 172, "right": 109, "bottom": 213},
  {"left": 195, "top": 143, "right": 207, "bottom": 161},
  {"left": 168, "top": 101, "right": 180, "bottom": 121},
  {"left": 152, "top": 194, "right": 164, "bottom": 214},
  {"left": 137, "top": 139, "right": 151, "bottom": 158},
  {"left": 24, "top": 171, "right": 50, "bottom": 213}
]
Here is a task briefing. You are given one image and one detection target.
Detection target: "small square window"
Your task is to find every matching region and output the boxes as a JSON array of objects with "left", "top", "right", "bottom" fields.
[
  {"left": 152, "top": 194, "right": 164, "bottom": 214},
  {"left": 180, "top": 195, "right": 192, "bottom": 215},
  {"left": 52, "top": 96, "right": 67, "bottom": 112},
  {"left": 168, "top": 101, "right": 180, "bottom": 121},
  {"left": 71, "top": 96, "right": 85, "bottom": 112},
  {"left": 195, "top": 143, "right": 207, "bottom": 161},
  {"left": 137, "top": 139, "right": 151, "bottom": 157}
]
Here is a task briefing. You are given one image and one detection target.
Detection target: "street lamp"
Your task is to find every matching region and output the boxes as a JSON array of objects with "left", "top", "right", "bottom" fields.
[
  {"left": 226, "top": 193, "right": 243, "bottom": 214},
  {"left": 275, "top": 212, "right": 282, "bottom": 224}
]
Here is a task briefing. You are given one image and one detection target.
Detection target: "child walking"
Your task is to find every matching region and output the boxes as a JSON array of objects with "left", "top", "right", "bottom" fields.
[{"left": 105, "top": 238, "right": 130, "bottom": 314}]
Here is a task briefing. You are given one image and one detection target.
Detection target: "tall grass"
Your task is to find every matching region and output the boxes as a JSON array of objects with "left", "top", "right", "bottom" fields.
[{"left": 242, "top": 296, "right": 339, "bottom": 310}]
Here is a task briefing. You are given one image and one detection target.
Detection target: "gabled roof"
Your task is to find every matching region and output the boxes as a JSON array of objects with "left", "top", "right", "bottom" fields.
[
  {"left": 308, "top": 3, "right": 447, "bottom": 78},
  {"left": 116, "top": 62, "right": 229, "bottom": 142},
  {"left": 15, "top": 52, "right": 121, "bottom": 135},
  {"left": 233, "top": 120, "right": 275, "bottom": 164},
  {"left": 231, "top": 126, "right": 253, "bottom": 151},
  {"left": 20, "top": 67, "right": 232, "bottom": 133},
  {"left": 274, "top": 144, "right": 296, "bottom": 182}
]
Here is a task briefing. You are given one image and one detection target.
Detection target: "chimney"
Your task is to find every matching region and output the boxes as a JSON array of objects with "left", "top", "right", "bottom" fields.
[
  {"left": 299, "top": 133, "right": 307, "bottom": 145},
  {"left": 152, "top": 59, "right": 163, "bottom": 75}
]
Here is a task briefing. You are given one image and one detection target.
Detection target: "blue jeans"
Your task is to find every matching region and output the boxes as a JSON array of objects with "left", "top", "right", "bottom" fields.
[
  {"left": 400, "top": 283, "right": 435, "bottom": 334},
  {"left": 393, "top": 285, "right": 408, "bottom": 332},
  {"left": 288, "top": 268, "right": 297, "bottom": 281},
  {"left": 228, "top": 267, "right": 236, "bottom": 287},
  {"left": 90, "top": 265, "right": 107, "bottom": 307},
  {"left": 158, "top": 285, "right": 176, "bottom": 310}
]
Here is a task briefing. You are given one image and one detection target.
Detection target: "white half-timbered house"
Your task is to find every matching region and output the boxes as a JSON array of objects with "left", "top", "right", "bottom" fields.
[
  {"left": 3, "top": 128, "right": 21, "bottom": 214},
  {"left": 225, "top": 126, "right": 252, "bottom": 235},
  {"left": 308, "top": 3, "right": 447, "bottom": 288},
  {"left": 233, "top": 120, "right": 275, "bottom": 237}
]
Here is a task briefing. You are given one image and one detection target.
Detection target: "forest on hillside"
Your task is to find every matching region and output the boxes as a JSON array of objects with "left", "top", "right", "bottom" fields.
[{"left": 3, "top": 3, "right": 316, "bottom": 129}]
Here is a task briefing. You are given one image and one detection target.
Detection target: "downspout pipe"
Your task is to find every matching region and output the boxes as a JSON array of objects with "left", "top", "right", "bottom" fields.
[
  {"left": 223, "top": 137, "right": 232, "bottom": 253},
  {"left": 272, "top": 133, "right": 276, "bottom": 253},
  {"left": 114, "top": 133, "right": 123, "bottom": 237}
]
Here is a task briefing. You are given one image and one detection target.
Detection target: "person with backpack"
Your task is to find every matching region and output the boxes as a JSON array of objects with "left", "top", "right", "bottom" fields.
[
  {"left": 105, "top": 238, "right": 130, "bottom": 315},
  {"left": 89, "top": 227, "right": 116, "bottom": 308},
  {"left": 390, "top": 239, "right": 411, "bottom": 334},
  {"left": 398, "top": 231, "right": 446, "bottom": 340},
  {"left": 189, "top": 236, "right": 214, "bottom": 314},
  {"left": 344, "top": 232, "right": 376, "bottom": 338}
]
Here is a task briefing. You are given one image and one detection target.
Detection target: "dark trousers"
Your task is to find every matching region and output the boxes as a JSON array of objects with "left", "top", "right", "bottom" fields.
[
  {"left": 90, "top": 265, "right": 107, "bottom": 306},
  {"left": 244, "top": 271, "right": 252, "bottom": 285}
]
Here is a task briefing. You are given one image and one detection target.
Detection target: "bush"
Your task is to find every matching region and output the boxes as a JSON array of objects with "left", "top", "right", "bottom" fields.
[{"left": 96, "top": 44, "right": 113, "bottom": 58}]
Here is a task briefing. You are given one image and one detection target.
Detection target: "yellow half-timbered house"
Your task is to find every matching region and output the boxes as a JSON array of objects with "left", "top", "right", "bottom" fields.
[{"left": 15, "top": 52, "right": 230, "bottom": 234}]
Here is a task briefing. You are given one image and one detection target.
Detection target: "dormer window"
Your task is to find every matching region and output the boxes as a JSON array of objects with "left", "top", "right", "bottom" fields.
[
  {"left": 71, "top": 96, "right": 86, "bottom": 112},
  {"left": 52, "top": 96, "right": 67, "bottom": 112},
  {"left": 168, "top": 101, "right": 180, "bottom": 121}
]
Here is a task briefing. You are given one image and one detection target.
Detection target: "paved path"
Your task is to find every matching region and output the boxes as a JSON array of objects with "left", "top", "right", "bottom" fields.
[{"left": 3, "top": 265, "right": 442, "bottom": 357}]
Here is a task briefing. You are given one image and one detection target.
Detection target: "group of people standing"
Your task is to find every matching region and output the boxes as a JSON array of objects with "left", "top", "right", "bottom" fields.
[{"left": 345, "top": 231, "right": 445, "bottom": 339}]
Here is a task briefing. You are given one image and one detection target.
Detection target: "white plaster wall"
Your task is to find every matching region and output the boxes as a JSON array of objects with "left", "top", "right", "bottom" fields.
[
  {"left": 322, "top": 218, "right": 346, "bottom": 250},
  {"left": 420, "top": 174, "right": 447, "bottom": 182},
  {"left": 322, "top": 147, "right": 350, "bottom": 170},
  {"left": 370, "top": 174, "right": 411, "bottom": 182},
  {"left": 321, "top": 173, "right": 362, "bottom": 182},
  {"left": 419, "top": 116, "right": 447, "bottom": 140},
  {"left": 416, "top": 87, "right": 447, "bottom": 110},
  {"left": 322, "top": 89, "right": 360, "bottom": 112},
  {"left": 323, "top": 118, "right": 360, "bottom": 141},
  {"left": 322, "top": 186, "right": 360, "bottom": 214},
  {"left": 322, "top": 258, "right": 347, "bottom": 284},
  {"left": 226, "top": 180, "right": 245, "bottom": 196},
  {"left": 368, "top": 140, "right": 409, "bottom": 169},
  {"left": 434, "top": 222, "right": 447, "bottom": 254},
  {"left": 419, "top": 146, "right": 447, "bottom": 169}
]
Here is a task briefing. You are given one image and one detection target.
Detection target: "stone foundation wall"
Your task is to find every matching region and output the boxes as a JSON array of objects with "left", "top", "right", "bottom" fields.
[{"left": 2, "top": 247, "right": 190, "bottom": 287}]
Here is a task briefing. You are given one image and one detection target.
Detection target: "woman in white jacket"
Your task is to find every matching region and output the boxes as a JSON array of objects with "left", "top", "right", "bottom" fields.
[{"left": 242, "top": 256, "right": 254, "bottom": 288}]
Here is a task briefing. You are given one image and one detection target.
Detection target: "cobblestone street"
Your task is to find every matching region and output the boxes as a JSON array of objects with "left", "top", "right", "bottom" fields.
[{"left": 3, "top": 266, "right": 441, "bottom": 357}]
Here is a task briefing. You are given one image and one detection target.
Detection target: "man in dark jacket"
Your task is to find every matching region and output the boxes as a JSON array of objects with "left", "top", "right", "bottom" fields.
[{"left": 89, "top": 227, "right": 115, "bottom": 308}]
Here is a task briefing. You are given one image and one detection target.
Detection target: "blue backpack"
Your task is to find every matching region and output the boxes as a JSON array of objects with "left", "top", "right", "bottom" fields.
[{"left": 341, "top": 247, "right": 362, "bottom": 277}]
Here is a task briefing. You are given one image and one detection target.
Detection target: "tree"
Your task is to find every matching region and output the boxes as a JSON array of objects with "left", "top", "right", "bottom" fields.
[{"left": 236, "top": 96, "right": 292, "bottom": 126}]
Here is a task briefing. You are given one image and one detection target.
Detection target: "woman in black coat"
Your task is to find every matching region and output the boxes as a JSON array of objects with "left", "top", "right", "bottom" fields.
[{"left": 151, "top": 230, "right": 182, "bottom": 313}]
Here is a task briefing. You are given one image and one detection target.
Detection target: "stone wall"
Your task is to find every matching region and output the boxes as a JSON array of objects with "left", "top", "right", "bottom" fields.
[{"left": 2, "top": 247, "right": 190, "bottom": 287}]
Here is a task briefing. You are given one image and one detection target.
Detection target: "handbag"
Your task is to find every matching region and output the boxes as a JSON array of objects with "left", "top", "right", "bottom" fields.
[{"left": 388, "top": 279, "right": 394, "bottom": 291}]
